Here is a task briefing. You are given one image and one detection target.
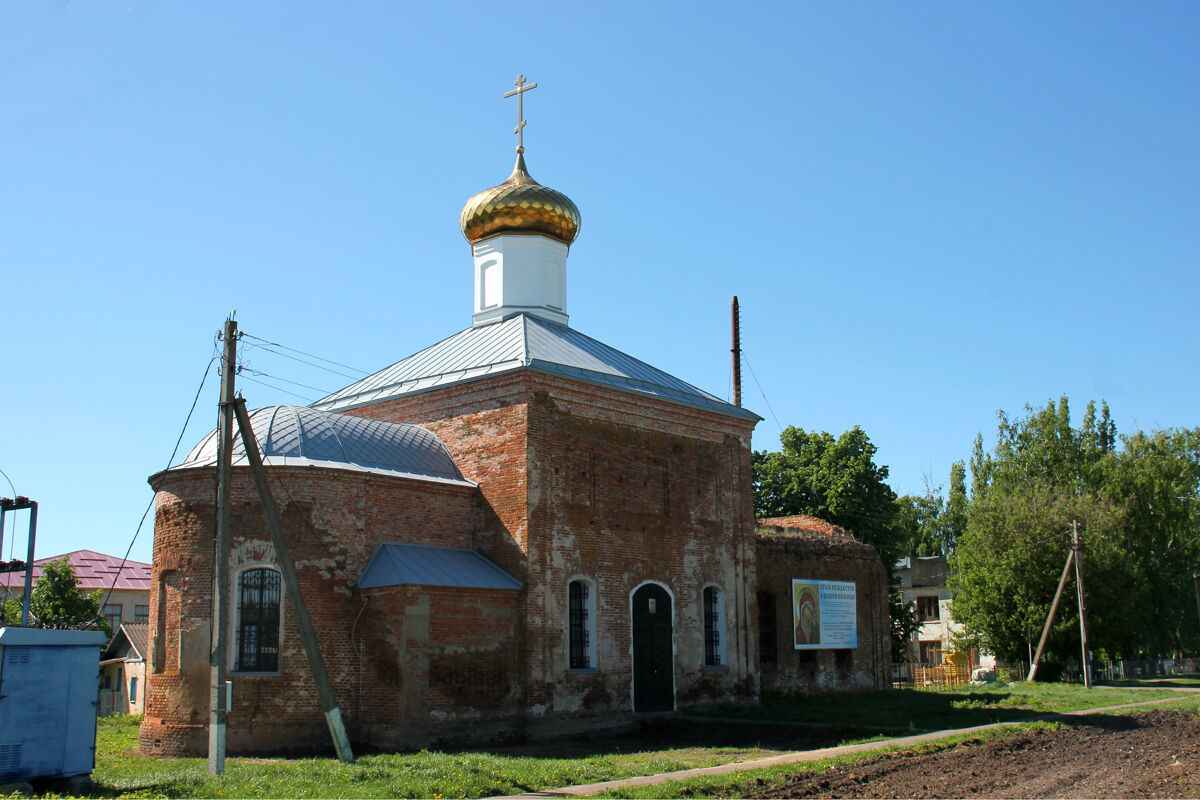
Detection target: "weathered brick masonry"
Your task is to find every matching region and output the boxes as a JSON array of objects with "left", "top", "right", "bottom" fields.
[
  {"left": 140, "top": 369, "right": 892, "bottom": 754},
  {"left": 350, "top": 368, "right": 761, "bottom": 726},
  {"left": 139, "top": 140, "right": 892, "bottom": 755},
  {"left": 140, "top": 466, "right": 487, "bottom": 755},
  {"left": 755, "top": 516, "right": 891, "bottom": 693}
]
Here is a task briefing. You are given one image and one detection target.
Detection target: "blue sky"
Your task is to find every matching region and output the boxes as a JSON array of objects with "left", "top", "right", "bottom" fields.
[{"left": 2, "top": 2, "right": 1196, "bottom": 565}]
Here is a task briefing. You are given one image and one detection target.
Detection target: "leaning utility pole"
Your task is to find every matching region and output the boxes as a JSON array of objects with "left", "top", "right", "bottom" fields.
[
  {"left": 1073, "top": 520, "right": 1092, "bottom": 689},
  {"left": 232, "top": 398, "right": 354, "bottom": 763},
  {"left": 1027, "top": 545, "right": 1075, "bottom": 683},
  {"left": 209, "top": 317, "right": 237, "bottom": 776}
]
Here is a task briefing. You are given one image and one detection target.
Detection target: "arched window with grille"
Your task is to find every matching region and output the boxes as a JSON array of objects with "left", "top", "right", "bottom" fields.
[
  {"left": 236, "top": 567, "right": 281, "bottom": 672},
  {"left": 703, "top": 586, "right": 725, "bottom": 667},
  {"left": 568, "top": 578, "right": 596, "bottom": 670}
]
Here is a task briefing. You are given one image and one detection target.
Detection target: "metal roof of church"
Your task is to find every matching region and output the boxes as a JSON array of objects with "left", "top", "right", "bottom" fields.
[
  {"left": 157, "top": 406, "right": 473, "bottom": 487},
  {"left": 311, "top": 314, "right": 761, "bottom": 421},
  {"left": 358, "top": 543, "right": 522, "bottom": 591}
]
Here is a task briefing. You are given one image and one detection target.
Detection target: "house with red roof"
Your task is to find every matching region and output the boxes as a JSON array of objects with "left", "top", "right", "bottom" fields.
[{"left": 0, "top": 550, "right": 151, "bottom": 633}]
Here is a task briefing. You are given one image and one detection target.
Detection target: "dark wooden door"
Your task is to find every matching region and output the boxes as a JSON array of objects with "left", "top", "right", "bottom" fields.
[{"left": 632, "top": 583, "right": 674, "bottom": 712}]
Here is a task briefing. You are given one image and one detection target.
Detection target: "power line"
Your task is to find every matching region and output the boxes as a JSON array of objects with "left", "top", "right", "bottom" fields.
[
  {"left": 0, "top": 467, "right": 15, "bottom": 564},
  {"left": 237, "top": 373, "right": 319, "bottom": 403},
  {"left": 99, "top": 353, "right": 219, "bottom": 617},
  {"left": 741, "top": 351, "right": 784, "bottom": 434},
  {"left": 240, "top": 332, "right": 368, "bottom": 379},
  {"left": 237, "top": 367, "right": 334, "bottom": 398}
]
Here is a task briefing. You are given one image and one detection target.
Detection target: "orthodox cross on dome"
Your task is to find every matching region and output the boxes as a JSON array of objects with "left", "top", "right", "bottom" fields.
[{"left": 503, "top": 74, "right": 538, "bottom": 153}]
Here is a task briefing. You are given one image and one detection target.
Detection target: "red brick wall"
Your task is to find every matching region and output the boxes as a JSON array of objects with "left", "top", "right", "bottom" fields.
[
  {"left": 754, "top": 535, "right": 891, "bottom": 693},
  {"left": 337, "top": 369, "right": 761, "bottom": 719},
  {"left": 523, "top": 376, "right": 760, "bottom": 713},
  {"left": 148, "top": 363, "right": 900, "bottom": 752},
  {"left": 355, "top": 585, "right": 523, "bottom": 747},
  {"left": 140, "top": 465, "right": 481, "bottom": 756},
  {"left": 344, "top": 372, "right": 531, "bottom": 580}
]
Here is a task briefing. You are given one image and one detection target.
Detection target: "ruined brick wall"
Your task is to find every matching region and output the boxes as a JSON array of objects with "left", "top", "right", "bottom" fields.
[
  {"left": 754, "top": 526, "right": 891, "bottom": 693},
  {"left": 139, "top": 466, "right": 479, "bottom": 756}
]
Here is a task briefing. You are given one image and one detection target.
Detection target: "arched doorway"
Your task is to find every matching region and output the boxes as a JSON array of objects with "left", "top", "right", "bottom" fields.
[{"left": 632, "top": 583, "right": 673, "bottom": 712}]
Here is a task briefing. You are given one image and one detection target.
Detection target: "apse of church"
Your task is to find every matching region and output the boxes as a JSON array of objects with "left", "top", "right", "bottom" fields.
[{"left": 140, "top": 77, "right": 887, "bottom": 756}]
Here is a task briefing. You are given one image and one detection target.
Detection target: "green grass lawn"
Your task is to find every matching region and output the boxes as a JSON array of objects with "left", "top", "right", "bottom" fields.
[
  {"left": 76, "top": 684, "right": 1194, "bottom": 799},
  {"left": 88, "top": 716, "right": 797, "bottom": 799},
  {"left": 691, "top": 681, "right": 1189, "bottom": 731}
]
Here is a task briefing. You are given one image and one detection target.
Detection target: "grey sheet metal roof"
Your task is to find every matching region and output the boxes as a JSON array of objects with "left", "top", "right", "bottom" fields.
[
  {"left": 101, "top": 622, "right": 149, "bottom": 663},
  {"left": 311, "top": 314, "right": 761, "bottom": 421},
  {"left": 358, "top": 543, "right": 522, "bottom": 590},
  {"left": 156, "top": 406, "right": 472, "bottom": 487}
]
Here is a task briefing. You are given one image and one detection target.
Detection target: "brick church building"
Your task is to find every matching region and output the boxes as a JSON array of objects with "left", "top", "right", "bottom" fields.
[{"left": 140, "top": 105, "right": 889, "bottom": 756}]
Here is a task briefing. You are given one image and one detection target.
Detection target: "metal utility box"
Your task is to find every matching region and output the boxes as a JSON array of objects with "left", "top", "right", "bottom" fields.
[{"left": 0, "top": 627, "right": 108, "bottom": 782}]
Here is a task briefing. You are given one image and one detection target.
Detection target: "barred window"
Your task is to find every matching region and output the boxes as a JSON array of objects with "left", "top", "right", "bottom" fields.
[
  {"left": 568, "top": 579, "right": 595, "bottom": 670},
  {"left": 236, "top": 568, "right": 281, "bottom": 672},
  {"left": 703, "top": 586, "right": 725, "bottom": 667}
]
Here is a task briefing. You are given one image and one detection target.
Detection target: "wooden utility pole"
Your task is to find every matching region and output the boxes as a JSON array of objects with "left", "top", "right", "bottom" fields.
[
  {"left": 1027, "top": 546, "right": 1075, "bottom": 682},
  {"left": 1073, "top": 520, "right": 1093, "bottom": 688},
  {"left": 210, "top": 317, "right": 237, "bottom": 776},
  {"left": 731, "top": 296, "right": 742, "bottom": 408},
  {"left": 232, "top": 399, "right": 355, "bottom": 763}
]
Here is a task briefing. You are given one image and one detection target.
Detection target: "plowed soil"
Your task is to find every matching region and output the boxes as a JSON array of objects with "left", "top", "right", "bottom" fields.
[{"left": 736, "top": 709, "right": 1199, "bottom": 799}]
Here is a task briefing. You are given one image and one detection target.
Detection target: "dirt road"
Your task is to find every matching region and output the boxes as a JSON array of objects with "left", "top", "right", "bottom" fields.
[{"left": 742, "top": 709, "right": 1199, "bottom": 798}]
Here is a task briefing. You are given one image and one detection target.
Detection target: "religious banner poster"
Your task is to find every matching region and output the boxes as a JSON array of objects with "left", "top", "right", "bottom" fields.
[{"left": 792, "top": 579, "right": 857, "bottom": 649}]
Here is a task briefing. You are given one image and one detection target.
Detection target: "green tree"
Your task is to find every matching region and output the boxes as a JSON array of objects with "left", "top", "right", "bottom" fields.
[
  {"left": 0, "top": 597, "right": 22, "bottom": 626},
  {"left": 753, "top": 425, "right": 913, "bottom": 660},
  {"left": 951, "top": 484, "right": 1124, "bottom": 663},
  {"left": 24, "top": 558, "right": 110, "bottom": 635},
  {"left": 1101, "top": 427, "right": 1200, "bottom": 656},
  {"left": 753, "top": 425, "right": 902, "bottom": 566},
  {"left": 952, "top": 396, "right": 1200, "bottom": 663},
  {"left": 894, "top": 490, "right": 945, "bottom": 558},
  {"left": 944, "top": 461, "right": 968, "bottom": 552},
  {"left": 890, "top": 593, "right": 921, "bottom": 663}
]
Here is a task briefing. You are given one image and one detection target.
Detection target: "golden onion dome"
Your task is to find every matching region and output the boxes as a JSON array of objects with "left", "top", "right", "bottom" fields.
[{"left": 460, "top": 152, "right": 581, "bottom": 246}]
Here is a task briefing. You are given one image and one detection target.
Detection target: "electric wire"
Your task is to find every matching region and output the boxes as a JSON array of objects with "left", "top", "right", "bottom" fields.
[
  {"left": 238, "top": 367, "right": 334, "bottom": 397},
  {"left": 97, "top": 351, "right": 220, "bottom": 624},
  {"left": 741, "top": 351, "right": 784, "bottom": 434},
  {"left": 1, "top": 467, "right": 16, "bottom": 565},
  {"left": 240, "top": 341, "right": 364, "bottom": 381},
  {"left": 240, "top": 332, "right": 368, "bottom": 379},
  {"left": 0, "top": 467, "right": 17, "bottom": 608},
  {"left": 238, "top": 373, "right": 320, "bottom": 403}
]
